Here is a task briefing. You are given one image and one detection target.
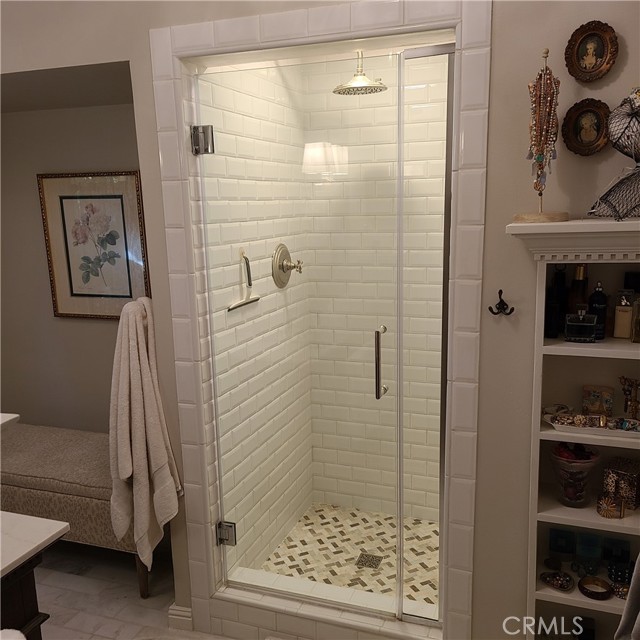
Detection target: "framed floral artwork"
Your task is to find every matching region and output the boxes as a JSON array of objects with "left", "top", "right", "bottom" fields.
[
  {"left": 37, "top": 171, "right": 150, "bottom": 319},
  {"left": 564, "top": 21, "right": 618, "bottom": 83}
]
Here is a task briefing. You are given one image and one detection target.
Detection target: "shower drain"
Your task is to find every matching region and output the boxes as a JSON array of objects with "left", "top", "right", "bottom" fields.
[{"left": 355, "top": 552, "right": 383, "bottom": 569}]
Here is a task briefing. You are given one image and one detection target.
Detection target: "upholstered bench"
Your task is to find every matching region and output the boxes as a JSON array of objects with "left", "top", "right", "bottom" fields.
[{"left": 0, "top": 422, "right": 149, "bottom": 598}]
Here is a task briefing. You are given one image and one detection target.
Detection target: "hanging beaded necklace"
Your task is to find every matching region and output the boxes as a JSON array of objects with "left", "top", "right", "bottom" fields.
[{"left": 527, "top": 49, "right": 561, "bottom": 213}]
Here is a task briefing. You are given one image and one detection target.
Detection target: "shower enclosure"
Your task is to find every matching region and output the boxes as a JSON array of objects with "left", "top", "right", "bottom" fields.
[{"left": 194, "top": 34, "right": 453, "bottom": 622}]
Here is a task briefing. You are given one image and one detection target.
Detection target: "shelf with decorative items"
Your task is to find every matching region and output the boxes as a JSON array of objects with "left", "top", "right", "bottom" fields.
[
  {"left": 538, "top": 485, "right": 640, "bottom": 536},
  {"left": 540, "top": 422, "right": 640, "bottom": 451},
  {"left": 508, "top": 219, "right": 640, "bottom": 638},
  {"left": 536, "top": 568, "right": 627, "bottom": 616},
  {"left": 542, "top": 338, "right": 640, "bottom": 359}
]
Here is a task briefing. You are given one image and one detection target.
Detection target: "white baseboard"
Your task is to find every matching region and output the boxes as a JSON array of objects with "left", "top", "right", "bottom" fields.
[{"left": 168, "top": 603, "right": 193, "bottom": 631}]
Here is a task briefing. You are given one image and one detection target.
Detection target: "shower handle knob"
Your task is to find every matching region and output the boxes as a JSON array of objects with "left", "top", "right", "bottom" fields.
[{"left": 283, "top": 258, "right": 303, "bottom": 273}]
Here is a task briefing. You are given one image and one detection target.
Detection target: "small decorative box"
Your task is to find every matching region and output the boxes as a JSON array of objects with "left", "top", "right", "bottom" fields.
[
  {"left": 565, "top": 311, "right": 597, "bottom": 343},
  {"left": 582, "top": 385, "right": 614, "bottom": 417},
  {"left": 603, "top": 457, "right": 640, "bottom": 510}
]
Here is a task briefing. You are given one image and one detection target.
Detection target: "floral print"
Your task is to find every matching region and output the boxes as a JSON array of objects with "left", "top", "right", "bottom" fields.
[{"left": 71, "top": 202, "right": 122, "bottom": 286}]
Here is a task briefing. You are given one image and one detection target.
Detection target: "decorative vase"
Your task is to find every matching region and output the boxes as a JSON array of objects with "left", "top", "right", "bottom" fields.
[{"left": 550, "top": 444, "right": 600, "bottom": 508}]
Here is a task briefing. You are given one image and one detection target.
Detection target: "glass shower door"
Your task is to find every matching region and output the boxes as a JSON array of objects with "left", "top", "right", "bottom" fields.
[
  {"left": 400, "top": 47, "right": 452, "bottom": 621},
  {"left": 195, "top": 51, "right": 400, "bottom": 613}
]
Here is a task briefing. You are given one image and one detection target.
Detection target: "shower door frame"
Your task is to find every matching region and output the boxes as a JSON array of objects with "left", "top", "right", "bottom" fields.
[
  {"left": 150, "top": 2, "right": 491, "bottom": 638},
  {"left": 200, "top": 42, "right": 454, "bottom": 623}
]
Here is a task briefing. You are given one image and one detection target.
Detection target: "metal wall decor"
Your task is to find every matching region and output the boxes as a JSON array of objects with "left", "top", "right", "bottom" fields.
[
  {"left": 562, "top": 98, "right": 610, "bottom": 156},
  {"left": 564, "top": 20, "right": 618, "bottom": 83},
  {"left": 488, "top": 290, "right": 515, "bottom": 316}
]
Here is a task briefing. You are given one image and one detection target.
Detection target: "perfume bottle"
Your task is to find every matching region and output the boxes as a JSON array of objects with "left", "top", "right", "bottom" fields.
[
  {"left": 544, "top": 266, "right": 567, "bottom": 339},
  {"left": 614, "top": 290, "right": 634, "bottom": 339},
  {"left": 588, "top": 281, "right": 608, "bottom": 341},
  {"left": 567, "top": 264, "right": 589, "bottom": 315}
]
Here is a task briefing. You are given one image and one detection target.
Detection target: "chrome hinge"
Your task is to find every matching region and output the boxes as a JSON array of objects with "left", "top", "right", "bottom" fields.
[
  {"left": 216, "top": 521, "right": 237, "bottom": 546},
  {"left": 191, "top": 125, "right": 214, "bottom": 155}
]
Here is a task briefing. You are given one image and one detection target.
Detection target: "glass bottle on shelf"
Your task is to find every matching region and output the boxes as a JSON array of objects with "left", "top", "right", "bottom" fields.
[
  {"left": 544, "top": 266, "right": 567, "bottom": 339},
  {"left": 614, "top": 290, "right": 634, "bottom": 339},
  {"left": 566, "top": 263, "right": 589, "bottom": 315},
  {"left": 588, "top": 281, "right": 608, "bottom": 341}
]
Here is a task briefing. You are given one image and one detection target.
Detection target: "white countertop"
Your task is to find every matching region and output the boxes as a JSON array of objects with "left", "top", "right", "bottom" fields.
[
  {"left": 0, "top": 413, "right": 20, "bottom": 427},
  {"left": 1, "top": 511, "right": 69, "bottom": 577}
]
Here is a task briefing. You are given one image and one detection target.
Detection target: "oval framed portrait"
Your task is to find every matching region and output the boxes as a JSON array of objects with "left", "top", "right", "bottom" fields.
[
  {"left": 565, "top": 21, "right": 618, "bottom": 82},
  {"left": 562, "top": 99, "right": 610, "bottom": 156}
]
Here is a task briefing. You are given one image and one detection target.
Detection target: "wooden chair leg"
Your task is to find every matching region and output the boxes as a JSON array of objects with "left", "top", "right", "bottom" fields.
[{"left": 135, "top": 555, "right": 149, "bottom": 599}]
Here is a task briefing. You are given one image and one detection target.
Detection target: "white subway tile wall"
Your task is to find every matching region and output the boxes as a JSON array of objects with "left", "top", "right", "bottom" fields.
[
  {"left": 196, "top": 52, "right": 447, "bottom": 576},
  {"left": 152, "top": 2, "right": 492, "bottom": 635},
  {"left": 198, "top": 64, "right": 313, "bottom": 573}
]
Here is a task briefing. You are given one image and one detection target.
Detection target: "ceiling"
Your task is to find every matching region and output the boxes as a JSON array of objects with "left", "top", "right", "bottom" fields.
[{"left": 1, "top": 61, "right": 133, "bottom": 113}]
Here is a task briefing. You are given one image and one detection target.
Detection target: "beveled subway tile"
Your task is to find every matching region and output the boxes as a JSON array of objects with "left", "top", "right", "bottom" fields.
[
  {"left": 456, "top": 169, "right": 486, "bottom": 225},
  {"left": 447, "top": 524, "right": 474, "bottom": 572},
  {"left": 171, "top": 22, "right": 215, "bottom": 54},
  {"left": 449, "top": 432, "right": 477, "bottom": 480},
  {"left": 452, "top": 280, "right": 482, "bottom": 333},
  {"left": 153, "top": 80, "right": 178, "bottom": 132},
  {"left": 157, "top": 131, "right": 182, "bottom": 181},
  {"left": 461, "top": 0, "right": 492, "bottom": 49},
  {"left": 451, "top": 332, "right": 480, "bottom": 383},
  {"left": 149, "top": 28, "right": 173, "bottom": 81},
  {"left": 454, "top": 225, "right": 484, "bottom": 280},
  {"left": 351, "top": 0, "right": 403, "bottom": 31},
  {"left": 308, "top": 4, "right": 351, "bottom": 36},
  {"left": 191, "top": 597, "right": 212, "bottom": 634},
  {"left": 447, "top": 569, "right": 473, "bottom": 615},
  {"left": 449, "top": 382, "right": 479, "bottom": 432},
  {"left": 448, "top": 478, "right": 476, "bottom": 526},
  {"left": 404, "top": 0, "right": 461, "bottom": 25},
  {"left": 458, "top": 110, "right": 488, "bottom": 169},
  {"left": 260, "top": 9, "right": 308, "bottom": 42},
  {"left": 162, "top": 180, "right": 188, "bottom": 228},
  {"left": 213, "top": 16, "right": 260, "bottom": 49},
  {"left": 460, "top": 48, "right": 490, "bottom": 111}
]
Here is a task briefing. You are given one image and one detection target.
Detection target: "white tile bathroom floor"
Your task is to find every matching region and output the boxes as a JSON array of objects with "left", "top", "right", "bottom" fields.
[{"left": 34, "top": 541, "right": 228, "bottom": 640}]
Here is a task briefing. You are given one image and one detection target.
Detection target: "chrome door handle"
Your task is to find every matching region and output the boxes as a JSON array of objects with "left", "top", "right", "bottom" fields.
[{"left": 375, "top": 325, "right": 388, "bottom": 400}]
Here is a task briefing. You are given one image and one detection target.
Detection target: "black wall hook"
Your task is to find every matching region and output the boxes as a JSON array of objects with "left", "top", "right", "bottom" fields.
[{"left": 488, "top": 290, "right": 515, "bottom": 316}]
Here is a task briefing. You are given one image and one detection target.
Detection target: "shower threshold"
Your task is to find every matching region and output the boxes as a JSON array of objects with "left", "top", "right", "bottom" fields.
[{"left": 228, "top": 504, "right": 439, "bottom": 620}]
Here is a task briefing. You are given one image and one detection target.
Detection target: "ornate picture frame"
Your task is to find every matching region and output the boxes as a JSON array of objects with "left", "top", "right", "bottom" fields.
[
  {"left": 562, "top": 99, "right": 610, "bottom": 156},
  {"left": 37, "top": 171, "right": 150, "bottom": 319},
  {"left": 564, "top": 21, "right": 618, "bottom": 83}
]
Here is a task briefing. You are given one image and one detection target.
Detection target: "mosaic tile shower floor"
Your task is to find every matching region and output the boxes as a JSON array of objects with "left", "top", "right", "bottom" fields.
[{"left": 262, "top": 504, "right": 439, "bottom": 606}]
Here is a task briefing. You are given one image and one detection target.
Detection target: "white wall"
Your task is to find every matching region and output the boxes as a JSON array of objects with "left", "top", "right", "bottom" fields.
[{"left": 474, "top": 2, "right": 640, "bottom": 638}]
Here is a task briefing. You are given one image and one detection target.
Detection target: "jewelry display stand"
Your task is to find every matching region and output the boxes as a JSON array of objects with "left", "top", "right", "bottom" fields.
[{"left": 515, "top": 49, "right": 568, "bottom": 223}]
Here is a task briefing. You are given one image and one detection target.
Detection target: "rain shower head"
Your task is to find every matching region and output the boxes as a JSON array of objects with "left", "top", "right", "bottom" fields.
[{"left": 333, "top": 51, "right": 387, "bottom": 96}]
